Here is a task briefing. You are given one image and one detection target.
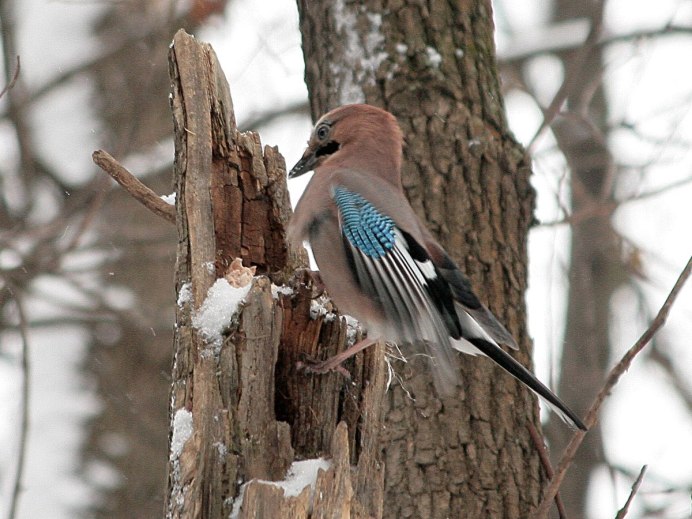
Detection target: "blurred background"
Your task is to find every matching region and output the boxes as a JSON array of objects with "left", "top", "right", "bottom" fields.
[{"left": 0, "top": 0, "right": 690, "bottom": 518}]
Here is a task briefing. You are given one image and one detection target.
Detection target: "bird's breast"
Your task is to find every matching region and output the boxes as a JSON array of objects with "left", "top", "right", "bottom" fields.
[{"left": 307, "top": 209, "right": 334, "bottom": 243}]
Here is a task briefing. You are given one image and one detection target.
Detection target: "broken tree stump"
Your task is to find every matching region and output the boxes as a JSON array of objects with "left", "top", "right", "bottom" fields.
[{"left": 164, "top": 29, "right": 387, "bottom": 519}]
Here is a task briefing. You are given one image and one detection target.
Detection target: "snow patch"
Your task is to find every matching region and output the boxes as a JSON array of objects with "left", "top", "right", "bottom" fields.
[
  {"left": 170, "top": 408, "right": 193, "bottom": 460},
  {"left": 310, "top": 300, "right": 329, "bottom": 320},
  {"left": 273, "top": 458, "right": 331, "bottom": 498},
  {"left": 344, "top": 315, "right": 360, "bottom": 345},
  {"left": 192, "top": 278, "right": 251, "bottom": 348},
  {"left": 426, "top": 46, "right": 442, "bottom": 68},
  {"left": 271, "top": 284, "right": 294, "bottom": 299},
  {"left": 309, "top": 295, "right": 336, "bottom": 322},
  {"left": 160, "top": 192, "right": 176, "bottom": 205},
  {"left": 395, "top": 43, "right": 408, "bottom": 55},
  {"left": 229, "top": 458, "right": 331, "bottom": 519},
  {"left": 229, "top": 484, "right": 246, "bottom": 519},
  {"left": 177, "top": 282, "right": 192, "bottom": 308}
]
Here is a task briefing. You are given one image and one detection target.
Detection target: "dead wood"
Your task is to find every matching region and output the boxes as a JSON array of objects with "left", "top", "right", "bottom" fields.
[{"left": 162, "top": 29, "right": 388, "bottom": 519}]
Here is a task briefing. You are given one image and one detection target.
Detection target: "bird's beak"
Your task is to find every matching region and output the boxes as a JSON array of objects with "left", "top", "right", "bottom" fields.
[{"left": 289, "top": 148, "right": 317, "bottom": 179}]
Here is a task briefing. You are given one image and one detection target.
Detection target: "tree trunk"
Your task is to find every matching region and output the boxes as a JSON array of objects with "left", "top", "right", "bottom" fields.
[
  {"left": 164, "top": 30, "right": 388, "bottom": 518},
  {"left": 297, "top": 2, "right": 545, "bottom": 517}
]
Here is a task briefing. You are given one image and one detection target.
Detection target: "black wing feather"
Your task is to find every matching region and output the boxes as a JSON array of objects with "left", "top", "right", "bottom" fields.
[{"left": 399, "top": 230, "right": 462, "bottom": 339}]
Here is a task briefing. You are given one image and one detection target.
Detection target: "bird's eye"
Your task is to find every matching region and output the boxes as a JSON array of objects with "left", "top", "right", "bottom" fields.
[{"left": 316, "top": 124, "right": 330, "bottom": 141}]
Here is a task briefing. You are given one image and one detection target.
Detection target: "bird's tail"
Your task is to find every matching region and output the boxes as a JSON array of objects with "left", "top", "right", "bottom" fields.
[{"left": 463, "top": 337, "right": 587, "bottom": 431}]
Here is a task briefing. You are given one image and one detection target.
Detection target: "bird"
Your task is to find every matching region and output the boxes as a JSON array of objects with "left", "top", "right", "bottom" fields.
[{"left": 287, "top": 103, "right": 586, "bottom": 431}]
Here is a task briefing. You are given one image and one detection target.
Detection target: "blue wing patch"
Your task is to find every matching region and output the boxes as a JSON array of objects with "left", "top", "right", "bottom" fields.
[{"left": 332, "top": 186, "right": 395, "bottom": 258}]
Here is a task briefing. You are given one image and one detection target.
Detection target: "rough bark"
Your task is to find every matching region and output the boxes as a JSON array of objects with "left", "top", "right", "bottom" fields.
[
  {"left": 164, "top": 30, "right": 388, "bottom": 518},
  {"left": 297, "top": 1, "right": 544, "bottom": 518}
]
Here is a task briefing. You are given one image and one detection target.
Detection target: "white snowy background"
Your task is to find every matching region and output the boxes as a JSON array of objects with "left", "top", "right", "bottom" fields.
[{"left": 0, "top": 0, "right": 691, "bottom": 518}]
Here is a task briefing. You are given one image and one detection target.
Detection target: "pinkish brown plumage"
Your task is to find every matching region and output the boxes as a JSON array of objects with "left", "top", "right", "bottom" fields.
[{"left": 288, "top": 104, "right": 586, "bottom": 430}]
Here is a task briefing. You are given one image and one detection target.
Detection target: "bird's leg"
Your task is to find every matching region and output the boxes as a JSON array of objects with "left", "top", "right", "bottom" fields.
[{"left": 297, "top": 337, "right": 378, "bottom": 378}]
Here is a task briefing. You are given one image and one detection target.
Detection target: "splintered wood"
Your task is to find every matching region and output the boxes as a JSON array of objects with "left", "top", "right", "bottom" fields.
[{"left": 164, "top": 30, "right": 387, "bottom": 519}]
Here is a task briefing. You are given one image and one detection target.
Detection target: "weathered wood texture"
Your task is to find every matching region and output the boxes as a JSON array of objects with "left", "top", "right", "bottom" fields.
[
  {"left": 297, "top": 2, "right": 544, "bottom": 518},
  {"left": 164, "top": 30, "right": 387, "bottom": 519}
]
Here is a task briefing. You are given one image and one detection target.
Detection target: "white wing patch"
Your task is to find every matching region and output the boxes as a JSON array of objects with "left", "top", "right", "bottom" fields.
[
  {"left": 455, "top": 306, "right": 497, "bottom": 345},
  {"left": 414, "top": 259, "right": 437, "bottom": 280}
]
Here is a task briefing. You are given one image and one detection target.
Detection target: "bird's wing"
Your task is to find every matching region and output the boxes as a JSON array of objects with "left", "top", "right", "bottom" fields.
[
  {"left": 425, "top": 243, "right": 519, "bottom": 350},
  {"left": 331, "top": 184, "right": 586, "bottom": 429},
  {"left": 331, "top": 185, "right": 461, "bottom": 392},
  {"left": 423, "top": 239, "right": 586, "bottom": 429}
]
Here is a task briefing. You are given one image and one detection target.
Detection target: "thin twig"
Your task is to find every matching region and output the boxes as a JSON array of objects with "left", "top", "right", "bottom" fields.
[
  {"left": 527, "top": 422, "right": 567, "bottom": 519},
  {"left": 92, "top": 150, "right": 176, "bottom": 224},
  {"left": 527, "top": 11, "right": 604, "bottom": 153},
  {"left": 614, "top": 465, "right": 648, "bottom": 519},
  {"left": 7, "top": 286, "right": 30, "bottom": 519},
  {"left": 0, "top": 55, "right": 20, "bottom": 99},
  {"left": 62, "top": 174, "right": 111, "bottom": 253},
  {"left": 501, "top": 24, "right": 692, "bottom": 65},
  {"left": 538, "top": 201, "right": 616, "bottom": 227},
  {"left": 0, "top": 17, "right": 188, "bottom": 120},
  {"left": 539, "top": 174, "right": 692, "bottom": 227},
  {"left": 0, "top": 2, "right": 38, "bottom": 208},
  {"left": 535, "top": 256, "right": 692, "bottom": 518},
  {"left": 239, "top": 99, "right": 310, "bottom": 132}
]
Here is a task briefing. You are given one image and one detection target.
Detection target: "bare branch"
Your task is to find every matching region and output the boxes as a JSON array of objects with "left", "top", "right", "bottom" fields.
[
  {"left": 62, "top": 175, "right": 111, "bottom": 253},
  {"left": 0, "top": 55, "right": 20, "bottom": 99},
  {"left": 538, "top": 200, "right": 616, "bottom": 227},
  {"left": 0, "top": 14, "right": 188, "bottom": 121},
  {"left": 501, "top": 24, "right": 692, "bottom": 64},
  {"left": 238, "top": 99, "right": 310, "bottom": 132},
  {"left": 539, "top": 173, "right": 692, "bottom": 227},
  {"left": 527, "top": 422, "right": 568, "bottom": 519},
  {"left": 92, "top": 150, "right": 175, "bottom": 224},
  {"left": 535, "top": 256, "right": 692, "bottom": 518},
  {"left": 621, "top": 175, "right": 692, "bottom": 204},
  {"left": 0, "top": 2, "right": 39, "bottom": 211},
  {"left": 526, "top": 12, "right": 605, "bottom": 153},
  {"left": 614, "top": 465, "right": 647, "bottom": 519},
  {"left": 6, "top": 286, "right": 31, "bottom": 519}
]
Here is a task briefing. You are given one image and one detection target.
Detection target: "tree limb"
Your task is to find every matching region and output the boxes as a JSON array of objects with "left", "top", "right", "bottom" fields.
[
  {"left": 6, "top": 285, "right": 30, "bottom": 519},
  {"left": 527, "top": 422, "right": 567, "bottom": 519},
  {"left": 535, "top": 256, "right": 692, "bottom": 518},
  {"left": 0, "top": 55, "right": 20, "bottom": 99},
  {"left": 92, "top": 149, "right": 175, "bottom": 224},
  {"left": 614, "top": 465, "right": 647, "bottom": 519},
  {"left": 500, "top": 24, "right": 692, "bottom": 64},
  {"left": 238, "top": 99, "right": 310, "bottom": 132}
]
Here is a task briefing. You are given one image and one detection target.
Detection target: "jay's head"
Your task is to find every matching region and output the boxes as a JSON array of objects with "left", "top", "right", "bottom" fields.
[{"left": 289, "top": 104, "right": 404, "bottom": 180}]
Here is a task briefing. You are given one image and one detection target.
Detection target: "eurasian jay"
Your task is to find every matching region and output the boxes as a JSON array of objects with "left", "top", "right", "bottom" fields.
[{"left": 288, "top": 104, "right": 586, "bottom": 431}]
